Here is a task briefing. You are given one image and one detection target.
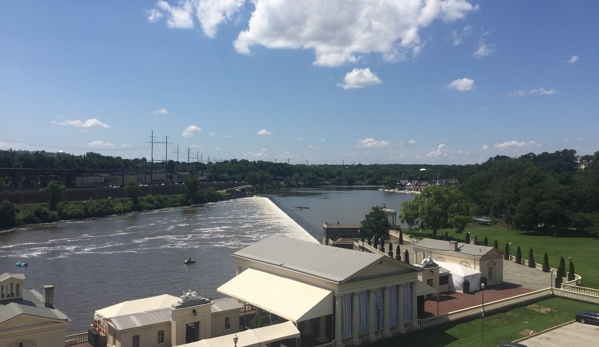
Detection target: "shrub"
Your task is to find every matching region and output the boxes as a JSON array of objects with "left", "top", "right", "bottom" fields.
[
  {"left": 542, "top": 252, "right": 550, "bottom": 272},
  {"left": 484, "top": 237, "right": 488, "bottom": 246},
  {"left": 403, "top": 250, "right": 410, "bottom": 264},
  {"left": 445, "top": 231, "right": 449, "bottom": 240},
  {"left": 395, "top": 245, "right": 401, "bottom": 261},
  {"left": 516, "top": 246, "right": 522, "bottom": 264},
  {"left": 399, "top": 230, "right": 403, "bottom": 245},
  {"left": 494, "top": 240, "right": 498, "bottom": 249},
  {"left": 528, "top": 248, "right": 535, "bottom": 268},
  {"left": 465, "top": 232, "right": 471, "bottom": 244},
  {"left": 0, "top": 199, "right": 17, "bottom": 229},
  {"left": 504, "top": 243, "right": 510, "bottom": 260},
  {"left": 568, "top": 259, "right": 575, "bottom": 281},
  {"left": 558, "top": 257, "right": 566, "bottom": 278},
  {"left": 480, "top": 276, "right": 488, "bottom": 288}
]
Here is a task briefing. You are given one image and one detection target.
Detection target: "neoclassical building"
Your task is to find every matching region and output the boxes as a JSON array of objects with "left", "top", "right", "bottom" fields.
[
  {"left": 0, "top": 273, "right": 70, "bottom": 347},
  {"left": 217, "top": 236, "right": 435, "bottom": 347},
  {"left": 412, "top": 239, "right": 504, "bottom": 286}
]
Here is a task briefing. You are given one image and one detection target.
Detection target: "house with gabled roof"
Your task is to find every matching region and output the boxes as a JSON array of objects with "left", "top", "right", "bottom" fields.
[
  {"left": 0, "top": 273, "right": 70, "bottom": 347},
  {"left": 412, "top": 239, "right": 504, "bottom": 287},
  {"left": 217, "top": 235, "right": 436, "bottom": 347}
]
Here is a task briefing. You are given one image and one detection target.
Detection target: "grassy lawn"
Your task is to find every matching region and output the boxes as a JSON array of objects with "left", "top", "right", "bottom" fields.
[
  {"left": 372, "top": 298, "right": 599, "bottom": 347},
  {"left": 406, "top": 224, "right": 599, "bottom": 289}
]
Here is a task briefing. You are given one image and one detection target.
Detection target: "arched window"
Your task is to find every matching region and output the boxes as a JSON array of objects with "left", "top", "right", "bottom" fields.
[{"left": 459, "top": 261, "right": 471, "bottom": 268}]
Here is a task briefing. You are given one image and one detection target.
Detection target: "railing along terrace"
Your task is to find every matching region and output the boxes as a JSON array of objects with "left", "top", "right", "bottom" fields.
[
  {"left": 65, "top": 332, "right": 88, "bottom": 346},
  {"left": 561, "top": 283, "right": 598, "bottom": 296},
  {"left": 418, "top": 314, "right": 449, "bottom": 329},
  {"left": 342, "top": 336, "right": 353, "bottom": 346},
  {"left": 554, "top": 288, "right": 599, "bottom": 304},
  {"left": 359, "top": 332, "right": 369, "bottom": 342},
  {"left": 389, "top": 324, "right": 400, "bottom": 335}
]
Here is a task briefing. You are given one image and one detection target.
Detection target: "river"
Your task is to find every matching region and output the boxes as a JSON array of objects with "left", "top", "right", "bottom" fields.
[{"left": 0, "top": 187, "right": 414, "bottom": 334}]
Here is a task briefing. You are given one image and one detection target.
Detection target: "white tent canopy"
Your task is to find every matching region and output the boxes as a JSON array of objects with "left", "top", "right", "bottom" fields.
[
  {"left": 218, "top": 269, "right": 333, "bottom": 323},
  {"left": 436, "top": 261, "right": 481, "bottom": 293},
  {"left": 188, "top": 321, "right": 300, "bottom": 347}
]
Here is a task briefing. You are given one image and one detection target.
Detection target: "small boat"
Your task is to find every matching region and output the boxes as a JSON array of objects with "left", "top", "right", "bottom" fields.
[
  {"left": 184, "top": 259, "right": 196, "bottom": 265},
  {"left": 15, "top": 262, "right": 28, "bottom": 267}
]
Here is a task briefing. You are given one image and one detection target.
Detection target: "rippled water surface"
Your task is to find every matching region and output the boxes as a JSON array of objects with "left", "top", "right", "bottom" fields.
[{"left": 0, "top": 197, "right": 314, "bottom": 333}]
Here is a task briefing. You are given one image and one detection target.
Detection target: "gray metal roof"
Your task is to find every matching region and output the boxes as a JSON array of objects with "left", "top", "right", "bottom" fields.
[
  {"left": 414, "top": 238, "right": 496, "bottom": 256},
  {"left": 109, "top": 308, "right": 172, "bottom": 331},
  {"left": 233, "top": 235, "right": 384, "bottom": 283},
  {"left": 0, "top": 289, "right": 69, "bottom": 324},
  {"left": 0, "top": 273, "right": 25, "bottom": 282},
  {"left": 211, "top": 298, "right": 243, "bottom": 313}
]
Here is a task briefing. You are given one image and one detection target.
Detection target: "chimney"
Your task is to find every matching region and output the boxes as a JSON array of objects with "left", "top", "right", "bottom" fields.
[
  {"left": 43, "top": 285, "right": 54, "bottom": 308},
  {"left": 449, "top": 241, "right": 458, "bottom": 252}
]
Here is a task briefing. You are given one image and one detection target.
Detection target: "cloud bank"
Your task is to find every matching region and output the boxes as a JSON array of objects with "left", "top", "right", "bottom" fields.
[
  {"left": 355, "top": 138, "right": 391, "bottom": 148},
  {"left": 150, "top": 0, "right": 478, "bottom": 67},
  {"left": 494, "top": 140, "right": 540, "bottom": 149},
  {"left": 182, "top": 125, "right": 202, "bottom": 137},
  {"left": 447, "top": 78, "right": 474, "bottom": 91}
]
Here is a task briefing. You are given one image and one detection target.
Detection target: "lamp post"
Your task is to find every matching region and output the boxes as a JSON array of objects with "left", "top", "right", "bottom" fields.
[
  {"left": 481, "top": 283, "right": 485, "bottom": 342},
  {"left": 509, "top": 242, "right": 512, "bottom": 259},
  {"left": 233, "top": 333, "right": 238, "bottom": 347}
]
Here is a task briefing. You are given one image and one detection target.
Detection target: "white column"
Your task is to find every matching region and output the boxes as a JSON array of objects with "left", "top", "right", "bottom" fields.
[
  {"left": 411, "top": 282, "right": 418, "bottom": 328},
  {"left": 317, "top": 316, "right": 328, "bottom": 342},
  {"left": 334, "top": 294, "right": 343, "bottom": 347},
  {"left": 352, "top": 293, "right": 360, "bottom": 345},
  {"left": 383, "top": 286, "right": 391, "bottom": 337},
  {"left": 398, "top": 284, "right": 405, "bottom": 333},
  {"left": 368, "top": 290, "right": 376, "bottom": 341}
]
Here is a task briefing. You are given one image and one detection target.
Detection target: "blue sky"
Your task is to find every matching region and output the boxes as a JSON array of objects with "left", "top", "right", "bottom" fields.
[{"left": 1, "top": 1, "right": 597, "bottom": 164}]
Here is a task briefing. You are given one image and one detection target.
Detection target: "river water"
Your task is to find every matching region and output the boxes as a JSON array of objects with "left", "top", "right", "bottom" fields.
[{"left": 0, "top": 187, "right": 413, "bottom": 333}]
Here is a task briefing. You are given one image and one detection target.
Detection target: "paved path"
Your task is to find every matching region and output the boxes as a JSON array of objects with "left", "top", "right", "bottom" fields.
[
  {"left": 516, "top": 321, "right": 599, "bottom": 347},
  {"left": 503, "top": 258, "right": 553, "bottom": 290}
]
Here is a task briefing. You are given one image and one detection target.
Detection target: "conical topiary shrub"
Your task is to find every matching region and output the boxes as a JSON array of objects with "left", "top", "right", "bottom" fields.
[
  {"left": 399, "top": 230, "right": 403, "bottom": 245},
  {"left": 504, "top": 243, "right": 510, "bottom": 260},
  {"left": 463, "top": 279, "right": 470, "bottom": 294},
  {"left": 494, "top": 240, "right": 498, "bottom": 249},
  {"left": 380, "top": 239, "right": 385, "bottom": 253},
  {"left": 484, "top": 237, "right": 488, "bottom": 246},
  {"left": 542, "top": 252, "right": 550, "bottom": 272},
  {"left": 568, "top": 259, "right": 575, "bottom": 281},
  {"left": 404, "top": 249, "right": 410, "bottom": 264},
  {"left": 516, "top": 246, "right": 522, "bottom": 264},
  {"left": 396, "top": 245, "right": 401, "bottom": 261},
  {"left": 528, "top": 248, "right": 535, "bottom": 268},
  {"left": 558, "top": 256, "right": 566, "bottom": 278},
  {"left": 465, "top": 232, "right": 471, "bottom": 244},
  {"left": 445, "top": 231, "right": 449, "bottom": 240}
]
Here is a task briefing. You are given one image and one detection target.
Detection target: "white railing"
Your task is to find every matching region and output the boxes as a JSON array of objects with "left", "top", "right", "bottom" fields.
[
  {"left": 554, "top": 289, "right": 599, "bottom": 304},
  {"left": 447, "top": 288, "right": 552, "bottom": 322},
  {"left": 342, "top": 336, "right": 353, "bottom": 346},
  {"left": 561, "top": 283, "right": 599, "bottom": 296},
  {"left": 418, "top": 314, "right": 449, "bottom": 329},
  {"left": 65, "top": 332, "right": 88, "bottom": 346},
  {"left": 359, "top": 332, "right": 369, "bottom": 342},
  {"left": 390, "top": 324, "right": 400, "bottom": 335}
]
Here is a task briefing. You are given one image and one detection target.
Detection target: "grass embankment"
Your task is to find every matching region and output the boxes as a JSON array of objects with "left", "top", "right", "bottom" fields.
[
  {"left": 407, "top": 225, "right": 599, "bottom": 289},
  {"left": 373, "top": 298, "right": 599, "bottom": 347}
]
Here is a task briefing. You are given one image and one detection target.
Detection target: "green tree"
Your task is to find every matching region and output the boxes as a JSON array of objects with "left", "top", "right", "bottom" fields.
[
  {"left": 400, "top": 185, "right": 470, "bottom": 238},
  {"left": 124, "top": 181, "right": 142, "bottom": 210},
  {"left": 0, "top": 199, "right": 17, "bottom": 229},
  {"left": 568, "top": 259, "right": 575, "bottom": 281},
  {"left": 528, "top": 248, "right": 535, "bottom": 268},
  {"left": 361, "top": 206, "right": 391, "bottom": 245},
  {"left": 381, "top": 176, "right": 397, "bottom": 189},
  {"left": 542, "top": 252, "right": 550, "bottom": 272},
  {"left": 403, "top": 249, "right": 410, "bottom": 264},
  {"left": 516, "top": 246, "right": 522, "bottom": 264},
  {"left": 395, "top": 245, "right": 401, "bottom": 261},
  {"left": 43, "top": 180, "right": 66, "bottom": 210},
  {"left": 181, "top": 175, "right": 200, "bottom": 203}
]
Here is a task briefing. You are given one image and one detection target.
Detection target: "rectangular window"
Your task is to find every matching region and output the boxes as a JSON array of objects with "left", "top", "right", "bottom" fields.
[
  {"left": 132, "top": 335, "right": 139, "bottom": 347},
  {"left": 426, "top": 279, "right": 433, "bottom": 287},
  {"left": 439, "top": 276, "right": 449, "bottom": 285},
  {"left": 157, "top": 330, "right": 165, "bottom": 344},
  {"left": 488, "top": 267, "right": 494, "bottom": 280},
  {"left": 225, "top": 317, "right": 231, "bottom": 330}
]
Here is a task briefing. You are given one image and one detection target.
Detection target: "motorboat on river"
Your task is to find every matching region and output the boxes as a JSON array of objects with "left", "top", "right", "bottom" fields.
[
  {"left": 184, "top": 259, "right": 196, "bottom": 265},
  {"left": 15, "top": 262, "right": 28, "bottom": 267}
]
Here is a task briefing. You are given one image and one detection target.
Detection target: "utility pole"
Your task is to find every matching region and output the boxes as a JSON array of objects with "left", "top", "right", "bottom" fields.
[
  {"left": 173, "top": 145, "right": 181, "bottom": 177},
  {"left": 145, "top": 131, "right": 158, "bottom": 184},
  {"left": 187, "top": 148, "right": 190, "bottom": 164},
  {"left": 163, "top": 136, "right": 174, "bottom": 170}
]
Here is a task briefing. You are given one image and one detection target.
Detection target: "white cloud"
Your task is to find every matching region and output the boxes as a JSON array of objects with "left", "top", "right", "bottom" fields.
[
  {"left": 146, "top": 8, "right": 164, "bottom": 22},
  {"left": 506, "top": 88, "right": 555, "bottom": 97},
  {"left": 321, "top": 139, "right": 325, "bottom": 142},
  {"left": 223, "top": 134, "right": 231, "bottom": 138},
  {"left": 88, "top": 141, "right": 115, "bottom": 148},
  {"left": 153, "top": 0, "right": 478, "bottom": 67},
  {"left": 473, "top": 40, "right": 494, "bottom": 58},
  {"left": 191, "top": 144, "right": 203, "bottom": 148},
  {"left": 355, "top": 138, "right": 391, "bottom": 148},
  {"left": 156, "top": 0, "right": 195, "bottom": 29},
  {"left": 337, "top": 68, "right": 381, "bottom": 89},
  {"left": 447, "top": 78, "right": 474, "bottom": 91},
  {"left": 408, "top": 139, "right": 416, "bottom": 144},
  {"left": 242, "top": 148, "right": 268, "bottom": 158},
  {"left": 529, "top": 88, "right": 555, "bottom": 95},
  {"left": 153, "top": 108, "right": 168, "bottom": 115},
  {"left": 425, "top": 144, "right": 448, "bottom": 158},
  {"left": 451, "top": 25, "right": 472, "bottom": 46},
  {"left": 257, "top": 129, "right": 272, "bottom": 135},
  {"left": 494, "top": 140, "right": 540, "bottom": 149},
  {"left": 308, "top": 145, "right": 323, "bottom": 150},
  {"left": 121, "top": 143, "right": 131, "bottom": 148},
  {"left": 457, "top": 150, "right": 470, "bottom": 155},
  {"left": 482, "top": 144, "right": 488, "bottom": 150},
  {"left": 568, "top": 55, "right": 579, "bottom": 64},
  {"left": 52, "top": 119, "right": 110, "bottom": 128},
  {"left": 182, "top": 125, "right": 202, "bottom": 137},
  {"left": 295, "top": 137, "right": 302, "bottom": 141}
]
